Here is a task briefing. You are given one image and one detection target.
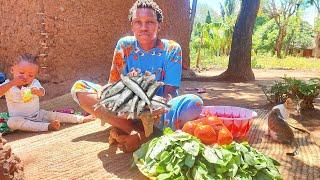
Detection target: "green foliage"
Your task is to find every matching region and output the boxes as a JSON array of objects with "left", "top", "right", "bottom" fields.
[
  {"left": 190, "top": 20, "right": 234, "bottom": 63},
  {"left": 219, "top": 0, "right": 239, "bottom": 20},
  {"left": 308, "top": 0, "right": 320, "bottom": 13},
  {"left": 190, "top": 0, "right": 239, "bottom": 62},
  {"left": 252, "top": 19, "right": 278, "bottom": 54},
  {"left": 190, "top": 0, "right": 317, "bottom": 68},
  {"left": 191, "top": 23, "right": 217, "bottom": 64},
  {"left": 133, "top": 130, "right": 282, "bottom": 180},
  {"left": 252, "top": 11, "right": 314, "bottom": 56},
  {"left": 300, "top": 78, "right": 320, "bottom": 96},
  {"left": 205, "top": 11, "right": 212, "bottom": 24},
  {"left": 251, "top": 56, "right": 263, "bottom": 69},
  {"left": 315, "top": 16, "right": 320, "bottom": 33},
  {"left": 191, "top": 1, "right": 314, "bottom": 61},
  {"left": 251, "top": 55, "right": 320, "bottom": 70},
  {"left": 193, "top": 1, "right": 216, "bottom": 25},
  {"left": 190, "top": 52, "right": 320, "bottom": 71},
  {"left": 284, "top": 12, "right": 315, "bottom": 51},
  {"left": 261, "top": 76, "right": 320, "bottom": 109},
  {"left": 254, "top": 14, "right": 269, "bottom": 31}
]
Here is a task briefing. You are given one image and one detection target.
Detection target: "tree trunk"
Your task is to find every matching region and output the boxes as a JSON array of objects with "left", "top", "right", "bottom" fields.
[
  {"left": 287, "top": 28, "right": 296, "bottom": 56},
  {"left": 196, "top": 35, "right": 203, "bottom": 68},
  {"left": 314, "top": 34, "right": 320, "bottom": 58},
  {"left": 275, "top": 26, "right": 286, "bottom": 58},
  {"left": 189, "top": 0, "right": 198, "bottom": 38},
  {"left": 216, "top": 0, "right": 260, "bottom": 82},
  {"left": 181, "top": 0, "right": 197, "bottom": 79}
]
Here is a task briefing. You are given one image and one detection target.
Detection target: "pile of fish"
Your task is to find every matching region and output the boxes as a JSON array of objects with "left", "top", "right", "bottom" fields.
[{"left": 94, "top": 72, "right": 171, "bottom": 136}]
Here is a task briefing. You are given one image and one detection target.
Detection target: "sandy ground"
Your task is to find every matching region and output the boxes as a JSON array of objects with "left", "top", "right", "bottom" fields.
[{"left": 1, "top": 69, "right": 319, "bottom": 179}]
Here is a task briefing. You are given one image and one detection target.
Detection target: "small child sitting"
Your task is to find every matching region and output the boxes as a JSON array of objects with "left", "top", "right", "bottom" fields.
[{"left": 0, "top": 53, "right": 94, "bottom": 132}]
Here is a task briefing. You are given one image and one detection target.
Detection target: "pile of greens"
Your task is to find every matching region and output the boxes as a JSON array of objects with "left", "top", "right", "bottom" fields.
[{"left": 133, "top": 129, "right": 282, "bottom": 180}]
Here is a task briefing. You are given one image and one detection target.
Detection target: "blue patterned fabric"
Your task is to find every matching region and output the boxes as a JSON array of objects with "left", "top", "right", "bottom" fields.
[
  {"left": 155, "top": 94, "right": 203, "bottom": 131},
  {"left": 109, "top": 36, "right": 183, "bottom": 96}
]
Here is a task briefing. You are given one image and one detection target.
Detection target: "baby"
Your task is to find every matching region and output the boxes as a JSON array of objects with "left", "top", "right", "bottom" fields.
[{"left": 0, "top": 53, "right": 94, "bottom": 132}]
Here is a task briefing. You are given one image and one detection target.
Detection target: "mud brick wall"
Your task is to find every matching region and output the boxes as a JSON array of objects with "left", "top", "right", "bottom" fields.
[
  {"left": 0, "top": 0, "right": 190, "bottom": 98},
  {"left": 0, "top": 1, "right": 42, "bottom": 75}
]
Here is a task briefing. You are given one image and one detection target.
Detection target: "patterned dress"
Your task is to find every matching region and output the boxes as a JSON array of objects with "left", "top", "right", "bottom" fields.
[{"left": 71, "top": 36, "right": 203, "bottom": 130}]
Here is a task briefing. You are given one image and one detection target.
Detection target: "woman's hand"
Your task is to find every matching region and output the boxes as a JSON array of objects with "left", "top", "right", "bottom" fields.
[
  {"left": 97, "top": 83, "right": 112, "bottom": 100},
  {"left": 117, "top": 106, "right": 167, "bottom": 123},
  {"left": 127, "top": 68, "right": 140, "bottom": 77},
  {"left": 138, "top": 107, "right": 167, "bottom": 124}
]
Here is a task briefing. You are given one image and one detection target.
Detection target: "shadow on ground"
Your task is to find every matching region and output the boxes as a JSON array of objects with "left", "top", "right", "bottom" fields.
[
  {"left": 4, "top": 123, "right": 76, "bottom": 142},
  {"left": 72, "top": 127, "right": 110, "bottom": 143},
  {"left": 97, "top": 147, "right": 147, "bottom": 180}
]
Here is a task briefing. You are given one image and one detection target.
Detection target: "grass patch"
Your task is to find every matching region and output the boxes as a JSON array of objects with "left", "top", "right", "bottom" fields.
[{"left": 190, "top": 50, "right": 320, "bottom": 71}]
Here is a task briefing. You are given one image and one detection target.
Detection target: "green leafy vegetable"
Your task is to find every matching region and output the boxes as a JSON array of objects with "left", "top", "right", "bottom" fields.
[{"left": 133, "top": 128, "right": 282, "bottom": 180}]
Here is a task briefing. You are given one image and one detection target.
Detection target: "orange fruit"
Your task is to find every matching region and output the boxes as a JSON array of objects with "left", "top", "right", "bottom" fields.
[
  {"left": 217, "top": 127, "right": 233, "bottom": 145},
  {"left": 182, "top": 121, "right": 198, "bottom": 135},
  {"left": 194, "top": 124, "right": 217, "bottom": 145},
  {"left": 193, "top": 117, "right": 206, "bottom": 124},
  {"left": 204, "top": 116, "right": 224, "bottom": 130},
  {"left": 206, "top": 116, "right": 223, "bottom": 125}
]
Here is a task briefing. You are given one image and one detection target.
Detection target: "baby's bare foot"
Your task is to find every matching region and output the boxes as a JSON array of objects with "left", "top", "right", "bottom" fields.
[
  {"left": 48, "top": 120, "right": 60, "bottom": 131},
  {"left": 82, "top": 115, "right": 96, "bottom": 123}
]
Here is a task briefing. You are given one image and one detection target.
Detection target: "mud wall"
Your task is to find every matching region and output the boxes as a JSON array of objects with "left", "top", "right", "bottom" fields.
[
  {"left": 0, "top": 1, "right": 42, "bottom": 75},
  {"left": 0, "top": 0, "right": 190, "bottom": 98}
]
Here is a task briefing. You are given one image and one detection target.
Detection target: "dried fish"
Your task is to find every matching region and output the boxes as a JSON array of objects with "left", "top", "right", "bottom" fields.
[
  {"left": 94, "top": 73, "right": 170, "bottom": 137},
  {"left": 120, "top": 74, "right": 152, "bottom": 105},
  {"left": 136, "top": 81, "right": 164, "bottom": 116}
]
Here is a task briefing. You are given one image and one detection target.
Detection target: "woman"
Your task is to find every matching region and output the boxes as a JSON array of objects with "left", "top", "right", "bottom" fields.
[{"left": 71, "top": 0, "right": 203, "bottom": 152}]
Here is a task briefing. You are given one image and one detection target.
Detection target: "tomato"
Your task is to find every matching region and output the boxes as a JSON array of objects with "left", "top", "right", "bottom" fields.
[
  {"left": 193, "top": 117, "right": 206, "bottom": 124},
  {"left": 194, "top": 124, "right": 217, "bottom": 145},
  {"left": 217, "top": 127, "right": 233, "bottom": 145},
  {"left": 182, "top": 121, "right": 198, "bottom": 135},
  {"left": 204, "top": 116, "right": 223, "bottom": 125},
  {"left": 201, "top": 116, "right": 222, "bottom": 132}
]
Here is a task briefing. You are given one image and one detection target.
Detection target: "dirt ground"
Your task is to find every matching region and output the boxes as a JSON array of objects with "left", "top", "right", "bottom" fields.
[{"left": 1, "top": 69, "right": 320, "bottom": 179}]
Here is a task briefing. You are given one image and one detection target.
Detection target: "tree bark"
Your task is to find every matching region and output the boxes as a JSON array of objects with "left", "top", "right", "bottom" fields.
[
  {"left": 314, "top": 34, "right": 320, "bottom": 58},
  {"left": 216, "top": 0, "right": 260, "bottom": 82},
  {"left": 196, "top": 35, "right": 203, "bottom": 68},
  {"left": 189, "top": 0, "right": 198, "bottom": 38},
  {"left": 275, "top": 26, "right": 287, "bottom": 58},
  {"left": 181, "top": 0, "right": 197, "bottom": 79}
]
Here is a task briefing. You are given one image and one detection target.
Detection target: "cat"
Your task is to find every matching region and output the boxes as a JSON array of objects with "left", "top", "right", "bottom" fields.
[
  {"left": 268, "top": 98, "right": 310, "bottom": 156},
  {"left": 271, "top": 98, "right": 299, "bottom": 120}
]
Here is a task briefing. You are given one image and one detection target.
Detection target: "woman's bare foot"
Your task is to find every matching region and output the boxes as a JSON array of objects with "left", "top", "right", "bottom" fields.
[
  {"left": 48, "top": 120, "right": 60, "bottom": 131},
  {"left": 108, "top": 127, "right": 126, "bottom": 145},
  {"left": 116, "top": 134, "right": 140, "bottom": 153},
  {"left": 82, "top": 114, "right": 96, "bottom": 123},
  {"left": 116, "top": 131, "right": 146, "bottom": 153}
]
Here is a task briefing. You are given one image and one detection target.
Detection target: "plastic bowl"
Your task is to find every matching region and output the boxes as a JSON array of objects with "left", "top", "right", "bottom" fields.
[{"left": 201, "top": 106, "right": 258, "bottom": 140}]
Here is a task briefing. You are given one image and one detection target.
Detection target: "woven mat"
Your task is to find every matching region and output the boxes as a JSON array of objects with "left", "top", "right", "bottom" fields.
[
  {"left": 248, "top": 110, "right": 320, "bottom": 180},
  {"left": 6, "top": 120, "right": 147, "bottom": 180},
  {"left": 4, "top": 110, "right": 320, "bottom": 180}
]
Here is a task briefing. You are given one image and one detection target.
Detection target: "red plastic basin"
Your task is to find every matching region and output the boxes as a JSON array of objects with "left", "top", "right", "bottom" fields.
[{"left": 201, "top": 106, "right": 258, "bottom": 140}]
